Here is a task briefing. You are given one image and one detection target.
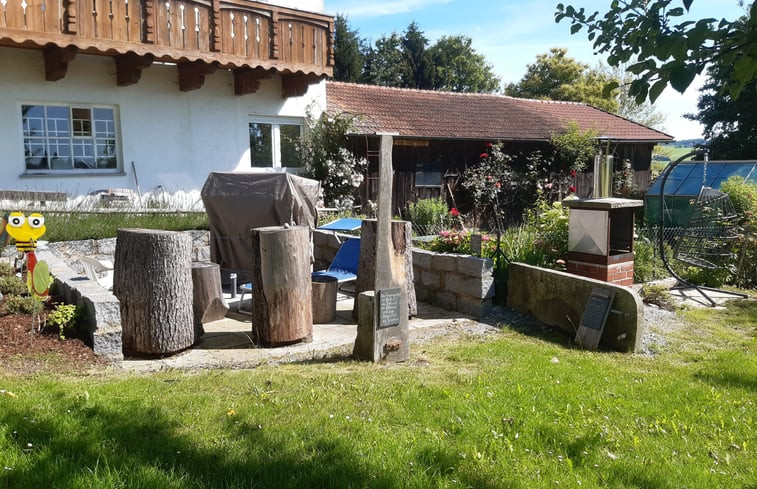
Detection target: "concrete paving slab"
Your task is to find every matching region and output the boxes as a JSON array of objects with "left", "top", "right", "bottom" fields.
[{"left": 119, "top": 293, "right": 468, "bottom": 372}]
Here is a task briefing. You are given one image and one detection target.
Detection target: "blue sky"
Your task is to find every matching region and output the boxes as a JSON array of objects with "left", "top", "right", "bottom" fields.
[{"left": 322, "top": 0, "right": 750, "bottom": 140}]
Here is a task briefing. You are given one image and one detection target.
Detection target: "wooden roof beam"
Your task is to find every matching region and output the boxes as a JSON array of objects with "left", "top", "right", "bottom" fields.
[
  {"left": 178, "top": 61, "right": 218, "bottom": 92},
  {"left": 115, "top": 53, "right": 155, "bottom": 87},
  {"left": 233, "top": 67, "right": 271, "bottom": 96},
  {"left": 281, "top": 73, "right": 322, "bottom": 98},
  {"left": 44, "top": 45, "right": 77, "bottom": 81}
]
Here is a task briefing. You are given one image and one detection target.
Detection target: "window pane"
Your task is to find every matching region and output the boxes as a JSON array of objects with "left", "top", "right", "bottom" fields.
[
  {"left": 93, "top": 108, "right": 116, "bottom": 138},
  {"left": 46, "top": 106, "right": 71, "bottom": 138},
  {"left": 24, "top": 138, "right": 48, "bottom": 169},
  {"left": 73, "top": 139, "right": 95, "bottom": 168},
  {"left": 280, "top": 124, "right": 302, "bottom": 167},
  {"left": 250, "top": 123, "right": 272, "bottom": 167},
  {"left": 71, "top": 107, "right": 92, "bottom": 137},
  {"left": 22, "top": 105, "right": 45, "bottom": 137}
]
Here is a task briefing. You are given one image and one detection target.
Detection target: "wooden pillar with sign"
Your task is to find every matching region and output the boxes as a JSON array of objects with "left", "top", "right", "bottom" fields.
[{"left": 353, "top": 133, "right": 409, "bottom": 362}]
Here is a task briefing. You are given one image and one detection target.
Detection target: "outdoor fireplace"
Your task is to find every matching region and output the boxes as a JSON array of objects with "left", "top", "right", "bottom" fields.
[{"left": 562, "top": 198, "right": 643, "bottom": 287}]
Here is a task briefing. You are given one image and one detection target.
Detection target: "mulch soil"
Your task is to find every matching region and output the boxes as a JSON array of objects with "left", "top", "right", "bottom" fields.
[{"left": 0, "top": 295, "right": 106, "bottom": 375}]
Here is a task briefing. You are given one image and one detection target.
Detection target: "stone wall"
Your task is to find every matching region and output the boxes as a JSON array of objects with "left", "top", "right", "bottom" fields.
[
  {"left": 313, "top": 229, "right": 494, "bottom": 317},
  {"left": 506, "top": 262, "right": 644, "bottom": 352}
]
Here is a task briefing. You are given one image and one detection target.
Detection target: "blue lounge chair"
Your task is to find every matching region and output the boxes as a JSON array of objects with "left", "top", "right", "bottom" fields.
[{"left": 312, "top": 237, "right": 360, "bottom": 285}]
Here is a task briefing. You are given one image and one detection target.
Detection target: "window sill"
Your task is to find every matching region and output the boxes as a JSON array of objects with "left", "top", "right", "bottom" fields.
[{"left": 20, "top": 171, "right": 126, "bottom": 178}]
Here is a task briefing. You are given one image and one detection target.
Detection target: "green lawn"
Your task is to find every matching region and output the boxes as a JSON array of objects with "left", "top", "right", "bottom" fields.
[{"left": 1, "top": 299, "right": 755, "bottom": 488}]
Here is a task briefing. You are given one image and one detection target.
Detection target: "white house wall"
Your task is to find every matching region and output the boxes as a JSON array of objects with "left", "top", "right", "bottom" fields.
[{"left": 0, "top": 47, "right": 326, "bottom": 197}]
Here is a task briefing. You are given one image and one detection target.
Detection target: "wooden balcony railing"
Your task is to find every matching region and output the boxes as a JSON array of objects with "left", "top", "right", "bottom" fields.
[{"left": 0, "top": 0, "right": 334, "bottom": 95}]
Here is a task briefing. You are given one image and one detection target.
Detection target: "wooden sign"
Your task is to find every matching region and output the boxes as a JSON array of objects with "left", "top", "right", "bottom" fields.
[{"left": 575, "top": 287, "right": 616, "bottom": 350}]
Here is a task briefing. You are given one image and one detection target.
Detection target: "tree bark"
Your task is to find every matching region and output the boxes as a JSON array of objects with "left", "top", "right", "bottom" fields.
[
  {"left": 114, "top": 228, "right": 194, "bottom": 355},
  {"left": 250, "top": 225, "right": 312, "bottom": 345},
  {"left": 353, "top": 219, "right": 416, "bottom": 318},
  {"left": 191, "top": 261, "right": 229, "bottom": 337}
]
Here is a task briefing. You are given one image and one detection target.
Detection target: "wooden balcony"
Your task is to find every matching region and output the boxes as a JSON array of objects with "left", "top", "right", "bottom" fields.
[{"left": 0, "top": 0, "right": 334, "bottom": 95}]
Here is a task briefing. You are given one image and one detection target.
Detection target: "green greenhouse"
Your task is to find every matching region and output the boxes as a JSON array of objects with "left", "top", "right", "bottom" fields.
[{"left": 645, "top": 160, "right": 757, "bottom": 227}]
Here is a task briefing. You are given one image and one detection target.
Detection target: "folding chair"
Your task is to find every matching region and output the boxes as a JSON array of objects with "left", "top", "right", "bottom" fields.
[{"left": 312, "top": 237, "right": 360, "bottom": 289}]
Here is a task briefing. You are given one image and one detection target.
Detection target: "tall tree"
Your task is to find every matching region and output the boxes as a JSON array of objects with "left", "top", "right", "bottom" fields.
[
  {"left": 400, "top": 22, "right": 435, "bottom": 89},
  {"left": 555, "top": 1, "right": 757, "bottom": 103},
  {"left": 428, "top": 35, "right": 501, "bottom": 93},
  {"left": 504, "top": 48, "right": 619, "bottom": 112},
  {"left": 363, "top": 33, "right": 405, "bottom": 87},
  {"left": 688, "top": 57, "right": 757, "bottom": 158},
  {"left": 332, "top": 14, "right": 365, "bottom": 83}
]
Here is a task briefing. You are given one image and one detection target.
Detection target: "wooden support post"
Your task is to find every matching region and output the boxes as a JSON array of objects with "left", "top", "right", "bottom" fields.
[
  {"left": 43, "top": 45, "right": 77, "bottom": 81},
  {"left": 354, "top": 133, "right": 409, "bottom": 362},
  {"left": 250, "top": 225, "right": 312, "bottom": 346},
  {"left": 142, "top": 0, "right": 155, "bottom": 43},
  {"left": 178, "top": 61, "right": 217, "bottom": 91},
  {"left": 63, "top": 0, "right": 78, "bottom": 34},
  {"left": 115, "top": 53, "right": 154, "bottom": 86},
  {"left": 114, "top": 229, "right": 195, "bottom": 355}
]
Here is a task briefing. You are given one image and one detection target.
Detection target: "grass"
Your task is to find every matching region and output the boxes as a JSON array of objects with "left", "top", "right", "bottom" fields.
[
  {"left": 38, "top": 211, "right": 209, "bottom": 242},
  {"left": 1, "top": 299, "right": 755, "bottom": 488}
]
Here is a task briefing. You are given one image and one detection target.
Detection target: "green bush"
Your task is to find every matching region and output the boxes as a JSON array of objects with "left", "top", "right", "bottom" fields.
[
  {"left": 0, "top": 275, "right": 27, "bottom": 295},
  {"left": 633, "top": 239, "right": 672, "bottom": 283},
  {"left": 720, "top": 176, "right": 756, "bottom": 288},
  {"left": 47, "top": 303, "right": 80, "bottom": 339},
  {"left": 639, "top": 284, "right": 676, "bottom": 310},
  {"left": 4, "top": 294, "right": 44, "bottom": 315},
  {"left": 406, "top": 198, "right": 450, "bottom": 235},
  {"left": 0, "top": 261, "right": 14, "bottom": 277}
]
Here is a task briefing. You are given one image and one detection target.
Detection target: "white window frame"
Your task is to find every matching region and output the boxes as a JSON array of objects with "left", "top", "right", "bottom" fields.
[
  {"left": 249, "top": 116, "right": 304, "bottom": 169},
  {"left": 19, "top": 102, "right": 122, "bottom": 175}
]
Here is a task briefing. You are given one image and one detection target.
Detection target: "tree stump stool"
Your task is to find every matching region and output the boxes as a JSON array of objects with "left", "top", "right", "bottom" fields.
[
  {"left": 250, "top": 225, "right": 312, "bottom": 346},
  {"left": 114, "top": 229, "right": 194, "bottom": 355},
  {"left": 191, "top": 261, "right": 229, "bottom": 337},
  {"left": 312, "top": 275, "right": 337, "bottom": 324}
]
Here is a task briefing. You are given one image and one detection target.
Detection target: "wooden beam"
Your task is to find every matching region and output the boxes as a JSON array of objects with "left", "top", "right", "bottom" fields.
[
  {"left": 233, "top": 67, "right": 271, "bottom": 96},
  {"left": 115, "top": 53, "right": 154, "bottom": 86},
  {"left": 178, "top": 61, "right": 217, "bottom": 92},
  {"left": 281, "top": 73, "right": 322, "bottom": 98},
  {"left": 43, "top": 45, "right": 77, "bottom": 81}
]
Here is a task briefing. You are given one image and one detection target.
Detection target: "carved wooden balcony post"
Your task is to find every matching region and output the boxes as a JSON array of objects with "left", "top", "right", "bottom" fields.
[
  {"left": 271, "top": 10, "right": 279, "bottom": 59},
  {"left": 63, "top": 0, "right": 78, "bottom": 34},
  {"left": 143, "top": 0, "right": 155, "bottom": 43},
  {"left": 211, "top": 0, "right": 221, "bottom": 52},
  {"left": 327, "top": 20, "right": 335, "bottom": 66}
]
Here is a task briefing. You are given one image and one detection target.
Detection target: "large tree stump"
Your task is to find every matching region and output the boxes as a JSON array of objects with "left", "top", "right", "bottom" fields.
[
  {"left": 191, "top": 261, "right": 229, "bottom": 337},
  {"left": 250, "top": 225, "right": 312, "bottom": 346},
  {"left": 353, "top": 219, "right": 416, "bottom": 319},
  {"left": 114, "top": 229, "right": 194, "bottom": 355}
]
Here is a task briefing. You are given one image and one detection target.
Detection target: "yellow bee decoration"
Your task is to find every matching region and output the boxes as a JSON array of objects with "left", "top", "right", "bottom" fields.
[
  {"left": 5, "top": 212, "right": 50, "bottom": 298},
  {"left": 6, "top": 212, "right": 46, "bottom": 253}
]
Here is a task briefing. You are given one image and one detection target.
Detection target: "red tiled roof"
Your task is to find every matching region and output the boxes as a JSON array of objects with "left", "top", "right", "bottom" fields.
[{"left": 326, "top": 82, "right": 673, "bottom": 142}]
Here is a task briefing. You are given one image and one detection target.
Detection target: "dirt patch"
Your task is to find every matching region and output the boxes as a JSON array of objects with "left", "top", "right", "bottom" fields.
[{"left": 0, "top": 296, "right": 106, "bottom": 375}]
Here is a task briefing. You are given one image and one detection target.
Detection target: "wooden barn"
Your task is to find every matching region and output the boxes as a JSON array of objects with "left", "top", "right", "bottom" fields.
[{"left": 326, "top": 81, "right": 673, "bottom": 213}]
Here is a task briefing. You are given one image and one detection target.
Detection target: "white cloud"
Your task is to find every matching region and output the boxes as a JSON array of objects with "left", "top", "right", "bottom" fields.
[{"left": 327, "top": 0, "right": 454, "bottom": 18}]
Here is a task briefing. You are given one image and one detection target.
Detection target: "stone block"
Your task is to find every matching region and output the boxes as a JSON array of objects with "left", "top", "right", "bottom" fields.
[
  {"left": 192, "top": 246, "right": 211, "bottom": 262},
  {"left": 430, "top": 290, "right": 456, "bottom": 311},
  {"left": 456, "top": 296, "right": 493, "bottom": 317},
  {"left": 414, "top": 286, "right": 430, "bottom": 302},
  {"left": 457, "top": 255, "right": 494, "bottom": 277},
  {"left": 445, "top": 274, "right": 495, "bottom": 300},
  {"left": 412, "top": 248, "right": 433, "bottom": 268},
  {"left": 421, "top": 270, "right": 441, "bottom": 288},
  {"left": 92, "top": 325, "right": 124, "bottom": 361},
  {"left": 432, "top": 253, "right": 457, "bottom": 272},
  {"left": 96, "top": 238, "right": 117, "bottom": 255}
]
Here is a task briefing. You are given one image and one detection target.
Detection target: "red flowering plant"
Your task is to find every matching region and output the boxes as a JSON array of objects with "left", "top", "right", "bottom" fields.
[{"left": 428, "top": 229, "right": 496, "bottom": 256}]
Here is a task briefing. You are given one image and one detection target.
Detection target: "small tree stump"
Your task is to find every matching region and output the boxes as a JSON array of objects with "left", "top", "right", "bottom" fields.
[
  {"left": 191, "top": 261, "right": 229, "bottom": 337},
  {"left": 312, "top": 275, "right": 337, "bottom": 323},
  {"left": 114, "top": 229, "right": 194, "bottom": 355},
  {"left": 250, "top": 225, "right": 312, "bottom": 345}
]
